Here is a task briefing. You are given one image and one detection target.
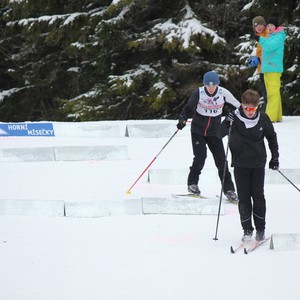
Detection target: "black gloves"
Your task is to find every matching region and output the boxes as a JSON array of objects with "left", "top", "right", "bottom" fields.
[
  {"left": 177, "top": 116, "right": 187, "bottom": 130},
  {"left": 225, "top": 112, "right": 235, "bottom": 124},
  {"left": 269, "top": 158, "right": 279, "bottom": 170}
]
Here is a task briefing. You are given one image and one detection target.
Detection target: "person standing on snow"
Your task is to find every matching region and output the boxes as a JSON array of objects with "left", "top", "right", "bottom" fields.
[
  {"left": 247, "top": 16, "right": 268, "bottom": 112},
  {"left": 176, "top": 71, "right": 240, "bottom": 203},
  {"left": 219, "top": 89, "right": 279, "bottom": 242},
  {"left": 259, "top": 16, "right": 286, "bottom": 122}
]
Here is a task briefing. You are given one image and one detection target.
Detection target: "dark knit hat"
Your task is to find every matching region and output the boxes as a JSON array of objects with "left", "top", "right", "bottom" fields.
[
  {"left": 266, "top": 16, "right": 279, "bottom": 28},
  {"left": 252, "top": 16, "right": 266, "bottom": 28},
  {"left": 203, "top": 71, "right": 220, "bottom": 86}
]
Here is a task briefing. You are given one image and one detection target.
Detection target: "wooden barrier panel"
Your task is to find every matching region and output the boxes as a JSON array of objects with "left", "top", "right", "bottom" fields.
[
  {"left": 0, "top": 145, "right": 128, "bottom": 162},
  {"left": 0, "top": 199, "right": 64, "bottom": 217},
  {"left": 54, "top": 145, "right": 128, "bottom": 161},
  {"left": 142, "top": 197, "right": 223, "bottom": 215},
  {"left": 148, "top": 168, "right": 300, "bottom": 185},
  {"left": 148, "top": 168, "right": 219, "bottom": 184},
  {"left": 64, "top": 199, "right": 142, "bottom": 217},
  {"left": 265, "top": 169, "right": 300, "bottom": 184},
  {"left": 53, "top": 122, "right": 122, "bottom": 138},
  {"left": 125, "top": 123, "right": 189, "bottom": 138},
  {"left": 270, "top": 234, "right": 300, "bottom": 251}
]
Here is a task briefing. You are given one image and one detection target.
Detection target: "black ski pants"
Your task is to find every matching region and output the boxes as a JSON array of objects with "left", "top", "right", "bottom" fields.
[
  {"left": 234, "top": 167, "right": 266, "bottom": 232},
  {"left": 259, "top": 73, "right": 268, "bottom": 113},
  {"left": 187, "top": 133, "right": 234, "bottom": 192}
]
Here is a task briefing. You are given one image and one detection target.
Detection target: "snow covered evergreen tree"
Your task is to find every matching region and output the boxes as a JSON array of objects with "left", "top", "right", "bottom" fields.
[{"left": 0, "top": 0, "right": 299, "bottom": 121}]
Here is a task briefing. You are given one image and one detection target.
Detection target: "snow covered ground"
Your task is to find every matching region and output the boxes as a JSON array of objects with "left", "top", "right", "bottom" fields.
[{"left": 0, "top": 117, "right": 300, "bottom": 300}]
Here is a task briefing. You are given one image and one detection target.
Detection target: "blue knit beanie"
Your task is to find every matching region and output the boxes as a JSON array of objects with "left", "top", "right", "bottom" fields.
[{"left": 203, "top": 71, "right": 220, "bottom": 86}]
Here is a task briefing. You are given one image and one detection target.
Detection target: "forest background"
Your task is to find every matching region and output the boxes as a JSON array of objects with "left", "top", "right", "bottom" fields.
[{"left": 0, "top": 0, "right": 299, "bottom": 122}]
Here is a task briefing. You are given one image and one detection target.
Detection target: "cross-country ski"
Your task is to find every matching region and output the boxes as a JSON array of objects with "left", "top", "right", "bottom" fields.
[
  {"left": 230, "top": 243, "right": 246, "bottom": 254},
  {"left": 244, "top": 237, "right": 270, "bottom": 254},
  {"left": 171, "top": 193, "right": 208, "bottom": 199}
]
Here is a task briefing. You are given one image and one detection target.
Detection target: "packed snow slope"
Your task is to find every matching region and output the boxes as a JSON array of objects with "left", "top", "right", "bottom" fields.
[{"left": 0, "top": 116, "right": 299, "bottom": 300}]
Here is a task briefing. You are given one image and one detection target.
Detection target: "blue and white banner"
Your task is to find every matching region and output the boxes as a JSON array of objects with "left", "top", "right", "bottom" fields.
[{"left": 0, "top": 123, "right": 55, "bottom": 137}]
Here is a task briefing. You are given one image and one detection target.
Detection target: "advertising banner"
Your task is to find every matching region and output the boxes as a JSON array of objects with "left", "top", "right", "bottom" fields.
[{"left": 0, "top": 123, "right": 55, "bottom": 137}]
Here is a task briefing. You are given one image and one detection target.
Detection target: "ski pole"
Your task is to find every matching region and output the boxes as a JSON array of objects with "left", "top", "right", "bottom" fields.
[
  {"left": 213, "top": 120, "right": 233, "bottom": 241},
  {"left": 277, "top": 170, "right": 300, "bottom": 192},
  {"left": 126, "top": 129, "right": 179, "bottom": 194}
]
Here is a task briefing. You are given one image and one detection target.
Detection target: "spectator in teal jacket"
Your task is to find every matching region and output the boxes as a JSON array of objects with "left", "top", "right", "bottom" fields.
[{"left": 259, "top": 16, "right": 286, "bottom": 122}]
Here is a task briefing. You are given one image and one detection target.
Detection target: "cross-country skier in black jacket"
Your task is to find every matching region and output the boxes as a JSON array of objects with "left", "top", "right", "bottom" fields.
[
  {"left": 176, "top": 71, "right": 240, "bottom": 203},
  {"left": 219, "top": 89, "right": 279, "bottom": 242}
]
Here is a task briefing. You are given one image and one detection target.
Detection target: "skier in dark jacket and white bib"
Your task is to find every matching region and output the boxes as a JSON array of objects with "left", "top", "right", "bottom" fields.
[{"left": 177, "top": 71, "right": 240, "bottom": 203}]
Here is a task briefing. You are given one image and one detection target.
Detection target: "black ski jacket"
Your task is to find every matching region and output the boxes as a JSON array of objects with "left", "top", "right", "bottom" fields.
[
  {"left": 180, "top": 86, "right": 240, "bottom": 136},
  {"left": 219, "top": 108, "right": 279, "bottom": 168}
]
